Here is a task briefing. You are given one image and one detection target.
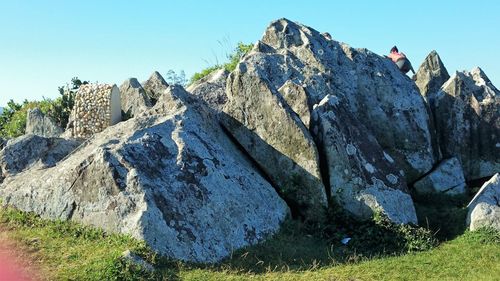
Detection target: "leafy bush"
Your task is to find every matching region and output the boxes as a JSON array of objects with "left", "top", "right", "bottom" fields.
[
  {"left": 0, "top": 77, "right": 87, "bottom": 138},
  {"left": 189, "top": 42, "right": 253, "bottom": 84}
]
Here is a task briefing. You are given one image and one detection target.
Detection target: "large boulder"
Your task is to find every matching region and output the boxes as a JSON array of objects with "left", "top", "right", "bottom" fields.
[
  {"left": 0, "top": 134, "right": 81, "bottom": 183},
  {"left": 431, "top": 68, "right": 499, "bottom": 180},
  {"left": 26, "top": 108, "right": 63, "bottom": 137},
  {"left": 0, "top": 85, "right": 289, "bottom": 263},
  {"left": 119, "top": 78, "right": 152, "bottom": 118},
  {"left": 222, "top": 63, "right": 327, "bottom": 221},
  {"left": 414, "top": 50, "right": 450, "bottom": 101},
  {"left": 413, "top": 157, "right": 466, "bottom": 195},
  {"left": 467, "top": 173, "right": 500, "bottom": 231},
  {"left": 142, "top": 71, "right": 169, "bottom": 104},
  {"left": 228, "top": 18, "right": 437, "bottom": 184},
  {"left": 186, "top": 69, "right": 229, "bottom": 112},
  {"left": 312, "top": 95, "right": 417, "bottom": 224}
]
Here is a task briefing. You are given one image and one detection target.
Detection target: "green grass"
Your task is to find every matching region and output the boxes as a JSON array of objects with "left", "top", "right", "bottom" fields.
[{"left": 1, "top": 198, "right": 499, "bottom": 281}]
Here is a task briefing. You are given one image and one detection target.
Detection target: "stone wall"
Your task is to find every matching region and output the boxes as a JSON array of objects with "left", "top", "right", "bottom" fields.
[{"left": 72, "top": 84, "right": 121, "bottom": 138}]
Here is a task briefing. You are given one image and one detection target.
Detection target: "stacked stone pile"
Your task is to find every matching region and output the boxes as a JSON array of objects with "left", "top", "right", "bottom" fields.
[{"left": 72, "top": 84, "right": 121, "bottom": 138}]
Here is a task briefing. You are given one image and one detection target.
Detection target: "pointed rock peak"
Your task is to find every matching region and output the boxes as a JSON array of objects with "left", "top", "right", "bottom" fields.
[
  {"left": 419, "top": 50, "right": 449, "bottom": 77},
  {"left": 414, "top": 50, "right": 450, "bottom": 98},
  {"left": 469, "top": 66, "right": 492, "bottom": 85},
  {"left": 143, "top": 71, "right": 169, "bottom": 89},
  {"left": 121, "top": 78, "right": 143, "bottom": 89}
]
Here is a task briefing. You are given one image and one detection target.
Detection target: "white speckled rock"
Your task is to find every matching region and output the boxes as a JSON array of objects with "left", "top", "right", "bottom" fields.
[
  {"left": 226, "top": 18, "right": 437, "bottom": 184},
  {"left": 0, "top": 134, "right": 81, "bottom": 183},
  {"left": 186, "top": 69, "right": 229, "bottom": 112},
  {"left": 26, "top": 108, "right": 63, "bottom": 137},
  {"left": 0, "top": 85, "right": 289, "bottom": 263},
  {"left": 431, "top": 68, "right": 500, "bottom": 180},
  {"left": 467, "top": 173, "right": 500, "bottom": 231},
  {"left": 413, "top": 157, "right": 466, "bottom": 195},
  {"left": 312, "top": 95, "right": 417, "bottom": 224}
]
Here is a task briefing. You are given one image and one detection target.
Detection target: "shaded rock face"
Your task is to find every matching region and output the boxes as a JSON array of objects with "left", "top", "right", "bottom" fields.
[
  {"left": 228, "top": 18, "right": 436, "bottom": 184},
  {"left": 467, "top": 173, "right": 500, "bottom": 231},
  {"left": 119, "top": 78, "right": 152, "bottom": 118},
  {"left": 142, "top": 71, "right": 169, "bottom": 104},
  {"left": 26, "top": 108, "right": 63, "bottom": 138},
  {"left": 0, "top": 134, "right": 81, "bottom": 183},
  {"left": 186, "top": 69, "right": 229, "bottom": 112},
  {"left": 431, "top": 68, "right": 500, "bottom": 180},
  {"left": 312, "top": 95, "right": 417, "bottom": 224},
  {"left": 414, "top": 51, "right": 450, "bottom": 101},
  {"left": 413, "top": 157, "right": 466, "bottom": 195},
  {"left": 0, "top": 86, "right": 289, "bottom": 263},
  {"left": 222, "top": 64, "right": 327, "bottom": 221}
]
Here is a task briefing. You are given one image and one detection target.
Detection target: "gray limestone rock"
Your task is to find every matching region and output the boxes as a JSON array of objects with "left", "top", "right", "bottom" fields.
[
  {"left": 119, "top": 78, "right": 152, "bottom": 118},
  {"left": 26, "top": 108, "right": 63, "bottom": 137},
  {"left": 431, "top": 68, "right": 500, "bottom": 180},
  {"left": 413, "top": 157, "right": 466, "bottom": 195},
  {"left": 142, "top": 71, "right": 169, "bottom": 104},
  {"left": 312, "top": 95, "right": 417, "bottom": 224},
  {"left": 467, "top": 173, "right": 500, "bottom": 231},
  {"left": 0, "top": 134, "right": 81, "bottom": 183},
  {"left": 186, "top": 69, "right": 229, "bottom": 112},
  {"left": 414, "top": 50, "right": 450, "bottom": 101},
  {"left": 0, "top": 85, "right": 289, "bottom": 263}
]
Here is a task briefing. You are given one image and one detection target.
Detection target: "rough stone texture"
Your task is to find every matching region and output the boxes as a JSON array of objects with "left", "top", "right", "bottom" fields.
[
  {"left": 0, "top": 85, "right": 289, "bottom": 263},
  {"left": 228, "top": 18, "right": 437, "bottom": 183},
  {"left": 186, "top": 69, "right": 229, "bottom": 112},
  {"left": 413, "top": 157, "right": 466, "bottom": 195},
  {"left": 467, "top": 173, "right": 500, "bottom": 231},
  {"left": 0, "top": 134, "right": 81, "bottom": 183},
  {"left": 431, "top": 68, "right": 500, "bottom": 180},
  {"left": 72, "top": 84, "right": 122, "bottom": 138},
  {"left": 278, "top": 80, "right": 311, "bottom": 128},
  {"left": 414, "top": 51, "right": 450, "bottom": 101},
  {"left": 143, "top": 71, "right": 169, "bottom": 104},
  {"left": 222, "top": 63, "right": 327, "bottom": 221},
  {"left": 25, "top": 108, "right": 63, "bottom": 138},
  {"left": 312, "top": 95, "right": 417, "bottom": 224},
  {"left": 119, "top": 78, "right": 152, "bottom": 118},
  {"left": 0, "top": 138, "right": 5, "bottom": 150}
]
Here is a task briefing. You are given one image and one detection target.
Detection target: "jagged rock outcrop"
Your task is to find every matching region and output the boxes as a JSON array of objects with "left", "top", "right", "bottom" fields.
[
  {"left": 26, "top": 108, "right": 63, "bottom": 137},
  {"left": 467, "top": 173, "right": 500, "bottom": 231},
  {"left": 0, "top": 134, "right": 81, "bottom": 183},
  {"left": 431, "top": 68, "right": 499, "bottom": 180},
  {"left": 414, "top": 51, "right": 450, "bottom": 101},
  {"left": 222, "top": 63, "right": 327, "bottom": 221},
  {"left": 0, "top": 85, "right": 289, "bottom": 263},
  {"left": 312, "top": 95, "right": 417, "bottom": 224},
  {"left": 0, "top": 138, "right": 5, "bottom": 150},
  {"left": 225, "top": 18, "right": 437, "bottom": 186},
  {"left": 143, "top": 71, "right": 169, "bottom": 104},
  {"left": 413, "top": 157, "right": 466, "bottom": 195},
  {"left": 186, "top": 69, "right": 229, "bottom": 112},
  {"left": 119, "top": 78, "right": 152, "bottom": 118}
]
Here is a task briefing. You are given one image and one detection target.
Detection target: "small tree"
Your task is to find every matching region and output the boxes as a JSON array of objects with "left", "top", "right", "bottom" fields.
[{"left": 49, "top": 77, "right": 88, "bottom": 128}]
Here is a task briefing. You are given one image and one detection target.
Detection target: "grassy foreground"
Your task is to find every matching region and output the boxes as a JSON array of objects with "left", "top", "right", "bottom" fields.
[{"left": 0, "top": 205, "right": 499, "bottom": 281}]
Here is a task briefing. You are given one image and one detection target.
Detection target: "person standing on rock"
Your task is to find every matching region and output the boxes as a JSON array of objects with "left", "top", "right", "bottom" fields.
[{"left": 387, "top": 46, "right": 415, "bottom": 75}]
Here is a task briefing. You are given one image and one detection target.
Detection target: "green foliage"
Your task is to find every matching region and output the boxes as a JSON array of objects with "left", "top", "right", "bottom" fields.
[
  {"left": 0, "top": 77, "right": 87, "bottom": 138},
  {"left": 165, "top": 69, "right": 188, "bottom": 86},
  {"left": 189, "top": 42, "right": 253, "bottom": 84}
]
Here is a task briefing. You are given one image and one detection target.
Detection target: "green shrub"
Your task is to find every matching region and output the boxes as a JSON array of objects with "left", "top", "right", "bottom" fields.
[{"left": 189, "top": 42, "right": 254, "bottom": 84}]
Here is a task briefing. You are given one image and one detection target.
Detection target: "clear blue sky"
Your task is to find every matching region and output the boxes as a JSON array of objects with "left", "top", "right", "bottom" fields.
[{"left": 1, "top": 0, "right": 499, "bottom": 106}]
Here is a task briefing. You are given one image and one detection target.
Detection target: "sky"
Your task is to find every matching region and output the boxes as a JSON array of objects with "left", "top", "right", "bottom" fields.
[{"left": 1, "top": 0, "right": 499, "bottom": 106}]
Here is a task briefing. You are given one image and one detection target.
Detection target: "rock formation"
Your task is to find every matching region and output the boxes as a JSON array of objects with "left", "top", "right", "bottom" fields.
[
  {"left": 25, "top": 107, "right": 63, "bottom": 137},
  {"left": 430, "top": 68, "right": 499, "bottom": 180},
  {"left": 143, "top": 71, "right": 169, "bottom": 104},
  {"left": 186, "top": 69, "right": 229, "bottom": 112},
  {"left": 467, "top": 173, "right": 500, "bottom": 231},
  {"left": 0, "top": 134, "right": 81, "bottom": 183},
  {"left": 413, "top": 157, "right": 466, "bottom": 195},
  {"left": 312, "top": 95, "right": 417, "bottom": 224},
  {"left": 0, "top": 85, "right": 289, "bottom": 263},
  {"left": 414, "top": 51, "right": 450, "bottom": 101},
  {"left": 71, "top": 84, "right": 122, "bottom": 139},
  {"left": 119, "top": 78, "right": 152, "bottom": 118}
]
